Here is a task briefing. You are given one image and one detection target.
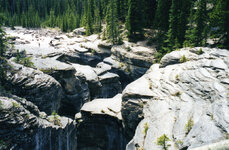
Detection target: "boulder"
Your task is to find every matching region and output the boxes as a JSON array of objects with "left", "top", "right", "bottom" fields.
[{"left": 123, "top": 47, "right": 229, "bottom": 150}]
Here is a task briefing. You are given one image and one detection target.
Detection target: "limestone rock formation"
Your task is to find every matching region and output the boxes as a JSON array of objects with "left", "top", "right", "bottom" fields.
[
  {"left": 190, "top": 140, "right": 229, "bottom": 150},
  {"left": 110, "top": 43, "right": 156, "bottom": 80},
  {"left": 0, "top": 96, "right": 77, "bottom": 150},
  {"left": 122, "top": 47, "right": 229, "bottom": 150},
  {"left": 72, "top": 63, "right": 122, "bottom": 99},
  {"left": 5, "top": 61, "right": 62, "bottom": 114},
  {"left": 76, "top": 94, "right": 127, "bottom": 150},
  {"left": 31, "top": 57, "right": 90, "bottom": 116}
]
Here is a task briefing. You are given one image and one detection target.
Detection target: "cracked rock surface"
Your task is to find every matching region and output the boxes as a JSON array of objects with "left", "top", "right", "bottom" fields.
[{"left": 122, "top": 47, "right": 229, "bottom": 150}]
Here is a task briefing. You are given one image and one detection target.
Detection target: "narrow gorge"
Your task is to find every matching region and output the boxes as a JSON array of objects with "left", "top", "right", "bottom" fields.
[{"left": 0, "top": 27, "right": 228, "bottom": 150}]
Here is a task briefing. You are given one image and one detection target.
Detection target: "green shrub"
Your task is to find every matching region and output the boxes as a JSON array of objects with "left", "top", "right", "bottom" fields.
[
  {"left": 39, "top": 68, "right": 54, "bottom": 74},
  {"left": 91, "top": 49, "right": 96, "bottom": 55},
  {"left": 185, "top": 118, "right": 194, "bottom": 135},
  {"left": 0, "top": 140, "right": 7, "bottom": 149},
  {"left": 126, "top": 46, "right": 131, "bottom": 52},
  {"left": 20, "top": 57, "right": 35, "bottom": 68},
  {"left": 197, "top": 48, "right": 204, "bottom": 55},
  {"left": 149, "top": 82, "right": 153, "bottom": 90},
  {"left": 119, "top": 62, "right": 125, "bottom": 68},
  {"left": 180, "top": 55, "right": 188, "bottom": 63},
  {"left": 117, "top": 37, "right": 124, "bottom": 45},
  {"left": 226, "top": 134, "right": 229, "bottom": 139},
  {"left": 175, "top": 140, "right": 183, "bottom": 147},
  {"left": 124, "top": 67, "right": 131, "bottom": 74},
  {"left": 157, "top": 134, "right": 171, "bottom": 150},
  {"left": 12, "top": 101, "right": 20, "bottom": 108},
  {"left": 154, "top": 52, "right": 163, "bottom": 63},
  {"left": 175, "top": 74, "right": 179, "bottom": 81},
  {"left": 50, "top": 111, "right": 62, "bottom": 126},
  {"left": 14, "top": 51, "right": 35, "bottom": 68},
  {"left": 173, "top": 91, "right": 182, "bottom": 97},
  {"left": 211, "top": 114, "right": 214, "bottom": 120},
  {"left": 143, "top": 122, "right": 149, "bottom": 136}
]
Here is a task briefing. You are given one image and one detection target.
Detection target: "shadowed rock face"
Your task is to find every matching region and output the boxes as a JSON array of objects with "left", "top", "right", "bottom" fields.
[
  {"left": 122, "top": 47, "right": 229, "bottom": 150},
  {"left": 31, "top": 58, "right": 90, "bottom": 117},
  {"left": 110, "top": 44, "right": 156, "bottom": 80},
  {"left": 76, "top": 94, "right": 127, "bottom": 150},
  {"left": 5, "top": 61, "right": 63, "bottom": 115},
  {"left": 0, "top": 96, "right": 77, "bottom": 150}
]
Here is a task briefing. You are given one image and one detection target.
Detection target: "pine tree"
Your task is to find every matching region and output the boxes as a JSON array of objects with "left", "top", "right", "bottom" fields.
[
  {"left": 105, "top": 0, "right": 120, "bottom": 44},
  {"left": 126, "top": 0, "right": 145, "bottom": 41},
  {"left": 145, "top": 0, "right": 157, "bottom": 27},
  {"left": 34, "top": 12, "right": 40, "bottom": 28},
  {"left": 184, "top": 0, "right": 208, "bottom": 47},
  {"left": 153, "top": 0, "right": 172, "bottom": 49},
  {"left": 117, "top": 0, "right": 128, "bottom": 22},
  {"left": 85, "top": 0, "right": 93, "bottom": 35},
  {"left": 162, "top": 0, "right": 191, "bottom": 53},
  {"left": 162, "top": 0, "right": 181, "bottom": 53},
  {"left": 62, "top": 15, "right": 68, "bottom": 32},
  {"left": 94, "top": 4, "right": 102, "bottom": 33},
  {"left": 210, "top": 0, "right": 229, "bottom": 49},
  {"left": 0, "top": 14, "right": 7, "bottom": 82},
  {"left": 49, "top": 10, "right": 56, "bottom": 28},
  {"left": 0, "top": 14, "right": 7, "bottom": 57}
]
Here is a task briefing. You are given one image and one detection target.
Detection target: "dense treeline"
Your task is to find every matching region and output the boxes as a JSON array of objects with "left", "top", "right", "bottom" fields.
[
  {"left": 0, "top": 0, "right": 228, "bottom": 58},
  {"left": 0, "top": 14, "right": 8, "bottom": 82}
]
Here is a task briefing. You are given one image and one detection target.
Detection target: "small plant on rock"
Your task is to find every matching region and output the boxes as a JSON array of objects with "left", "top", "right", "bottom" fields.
[
  {"left": 211, "top": 114, "right": 214, "bottom": 120},
  {"left": 157, "top": 134, "right": 171, "bottom": 150},
  {"left": 149, "top": 82, "right": 153, "bottom": 90},
  {"left": 0, "top": 140, "right": 7, "bottom": 149},
  {"left": 91, "top": 49, "right": 96, "bottom": 55},
  {"left": 197, "top": 48, "right": 204, "bottom": 55},
  {"left": 138, "top": 101, "right": 144, "bottom": 108},
  {"left": 14, "top": 51, "right": 35, "bottom": 68},
  {"left": 119, "top": 62, "right": 125, "bottom": 68},
  {"left": 226, "top": 134, "right": 229, "bottom": 139},
  {"left": 126, "top": 46, "right": 131, "bottom": 52},
  {"left": 117, "top": 37, "right": 124, "bottom": 45},
  {"left": 50, "top": 111, "right": 62, "bottom": 126},
  {"left": 21, "top": 57, "right": 35, "bottom": 68},
  {"left": 12, "top": 101, "right": 20, "bottom": 108},
  {"left": 173, "top": 91, "right": 182, "bottom": 97},
  {"left": 175, "top": 140, "right": 183, "bottom": 148},
  {"left": 143, "top": 122, "right": 149, "bottom": 136},
  {"left": 175, "top": 74, "right": 179, "bottom": 81},
  {"left": 180, "top": 55, "right": 188, "bottom": 63},
  {"left": 185, "top": 117, "right": 194, "bottom": 135}
]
